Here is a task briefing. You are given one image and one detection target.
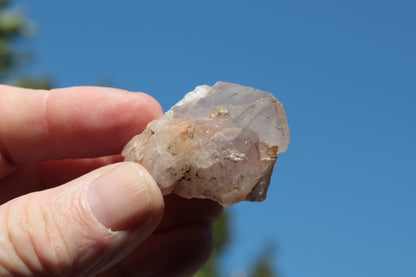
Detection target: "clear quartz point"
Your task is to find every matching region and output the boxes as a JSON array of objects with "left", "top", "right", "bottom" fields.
[{"left": 122, "top": 81, "right": 289, "bottom": 206}]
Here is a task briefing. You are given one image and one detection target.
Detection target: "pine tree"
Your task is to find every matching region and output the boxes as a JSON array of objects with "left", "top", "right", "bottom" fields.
[
  {"left": 196, "top": 210, "right": 279, "bottom": 277},
  {"left": 249, "top": 245, "right": 278, "bottom": 277},
  {"left": 195, "top": 210, "right": 231, "bottom": 277},
  {"left": 0, "top": 0, "right": 51, "bottom": 88}
]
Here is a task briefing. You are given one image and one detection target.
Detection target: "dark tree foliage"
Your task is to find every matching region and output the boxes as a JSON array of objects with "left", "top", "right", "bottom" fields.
[
  {"left": 196, "top": 210, "right": 231, "bottom": 277},
  {"left": 0, "top": 0, "right": 26, "bottom": 78},
  {"left": 249, "top": 245, "right": 278, "bottom": 277},
  {"left": 196, "top": 210, "right": 279, "bottom": 277},
  {"left": 0, "top": 0, "right": 51, "bottom": 88}
]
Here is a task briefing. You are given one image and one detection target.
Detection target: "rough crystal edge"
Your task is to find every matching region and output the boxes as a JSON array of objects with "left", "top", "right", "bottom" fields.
[{"left": 122, "top": 82, "right": 290, "bottom": 206}]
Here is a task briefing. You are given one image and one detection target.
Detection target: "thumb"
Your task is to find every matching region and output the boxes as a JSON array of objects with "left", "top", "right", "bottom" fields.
[{"left": 0, "top": 162, "right": 164, "bottom": 276}]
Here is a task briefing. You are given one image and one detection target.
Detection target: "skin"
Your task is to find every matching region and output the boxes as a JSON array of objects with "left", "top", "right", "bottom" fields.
[{"left": 0, "top": 85, "right": 223, "bottom": 276}]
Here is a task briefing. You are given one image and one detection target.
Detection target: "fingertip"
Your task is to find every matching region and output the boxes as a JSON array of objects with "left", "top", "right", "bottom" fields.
[
  {"left": 127, "top": 162, "right": 165, "bottom": 230},
  {"left": 132, "top": 92, "right": 163, "bottom": 121},
  {"left": 87, "top": 162, "right": 164, "bottom": 231},
  {"left": 0, "top": 162, "right": 165, "bottom": 276},
  {"left": 0, "top": 85, "right": 164, "bottom": 163}
]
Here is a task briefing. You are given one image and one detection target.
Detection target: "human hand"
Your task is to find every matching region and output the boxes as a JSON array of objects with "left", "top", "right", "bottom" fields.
[{"left": 0, "top": 85, "right": 222, "bottom": 276}]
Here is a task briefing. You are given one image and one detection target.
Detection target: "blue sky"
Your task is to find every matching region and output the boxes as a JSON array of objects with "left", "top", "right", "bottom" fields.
[{"left": 13, "top": 0, "right": 416, "bottom": 276}]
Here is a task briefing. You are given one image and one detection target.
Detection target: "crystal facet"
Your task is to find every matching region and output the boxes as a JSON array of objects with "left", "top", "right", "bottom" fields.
[{"left": 122, "top": 81, "right": 289, "bottom": 206}]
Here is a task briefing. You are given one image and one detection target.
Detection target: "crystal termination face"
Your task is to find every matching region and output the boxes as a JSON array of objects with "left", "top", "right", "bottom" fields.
[{"left": 122, "top": 81, "right": 289, "bottom": 207}]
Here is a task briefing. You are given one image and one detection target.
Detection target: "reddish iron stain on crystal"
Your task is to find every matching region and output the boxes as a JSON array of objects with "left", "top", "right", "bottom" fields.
[{"left": 122, "top": 82, "right": 289, "bottom": 206}]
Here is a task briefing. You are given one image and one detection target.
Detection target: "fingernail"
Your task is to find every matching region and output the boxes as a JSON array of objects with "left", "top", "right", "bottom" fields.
[{"left": 87, "top": 163, "right": 156, "bottom": 231}]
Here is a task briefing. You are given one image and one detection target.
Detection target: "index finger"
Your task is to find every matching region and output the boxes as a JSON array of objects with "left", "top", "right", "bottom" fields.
[{"left": 0, "top": 85, "right": 162, "bottom": 165}]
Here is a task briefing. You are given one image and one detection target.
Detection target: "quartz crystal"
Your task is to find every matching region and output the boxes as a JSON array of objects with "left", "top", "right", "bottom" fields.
[{"left": 122, "top": 81, "right": 289, "bottom": 206}]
